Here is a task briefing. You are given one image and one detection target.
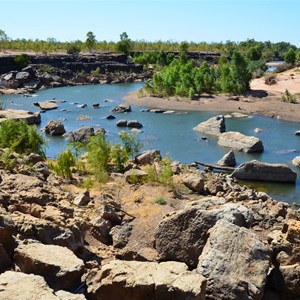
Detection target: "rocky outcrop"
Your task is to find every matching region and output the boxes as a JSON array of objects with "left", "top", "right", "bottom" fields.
[
  {"left": 155, "top": 197, "right": 253, "bottom": 268},
  {"left": 0, "top": 109, "right": 41, "bottom": 125},
  {"left": 193, "top": 115, "right": 226, "bottom": 137},
  {"left": 44, "top": 120, "right": 66, "bottom": 136},
  {"left": 217, "top": 150, "right": 236, "bottom": 167},
  {"left": 14, "top": 243, "right": 85, "bottom": 291},
  {"left": 197, "top": 220, "right": 270, "bottom": 300},
  {"left": 232, "top": 160, "right": 297, "bottom": 183},
  {"left": 86, "top": 260, "right": 207, "bottom": 300},
  {"left": 135, "top": 149, "right": 161, "bottom": 165},
  {"left": 218, "top": 131, "right": 264, "bottom": 152}
]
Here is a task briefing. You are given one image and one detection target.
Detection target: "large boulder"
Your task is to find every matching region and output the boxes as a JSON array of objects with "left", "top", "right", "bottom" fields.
[
  {"left": 193, "top": 115, "right": 226, "bottom": 137},
  {"left": 155, "top": 197, "right": 253, "bottom": 268},
  {"left": 182, "top": 174, "right": 205, "bottom": 193},
  {"left": 36, "top": 101, "right": 58, "bottom": 111},
  {"left": 86, "top": 260, "right": 207, "bottom": 300},
  {"left": 197, "top": 220, "right": 271, "bottom": 300},
  {"left": 44, "top": 120, "right": 66, "bottom": 136},
  {"left": 232, "top": 160, "right": 297, "bottom": 183},
  {"left": 112, "top": 103, "right": 131, "bottom": 113},
  {"left": 16, "top": 71, "right": 31, "bottom": 83},
  {"left": 217, "top": 150, "right": 236, "bottom": 167},
  {"left": 0, "top": 109, "right": 41, "bottom": 125},
  {"left": 135, "top": 150, "right": 161, "bottom": 165},
  {"left": 124, "top": 169, "right": 148, "bottom": 184},
  {"left": 218, "top": 131, "right": 264, "bottom": 153},
  {"left": 64, "top": 126, "right": 94, "bottom": 143},
  {"left": 0, "top": 271, "right": 59, "bottom": 300},
  {"left": 14, "top": 243, "right": 85, "bottom": 291},
  {"left": 127, "top": 120, "right": 143, "bottom": 128}
]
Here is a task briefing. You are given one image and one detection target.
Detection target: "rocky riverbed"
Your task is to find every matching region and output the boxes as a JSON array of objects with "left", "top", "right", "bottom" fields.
[{"left": 0, "top": 149, "right": 299, "bottom": 299}]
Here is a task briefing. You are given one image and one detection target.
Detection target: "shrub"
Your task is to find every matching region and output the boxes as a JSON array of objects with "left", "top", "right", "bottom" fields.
[
  {"left": 13, "top": 54, "right": 31, "bottom": 68},
  {"left": 90, "top": 67, "right": 101, "bottom": 76},
  {"left": 67, "top": 44, "right": 81, "bottom": 55},
  {"left": 265, "top": 74, "right": 277, "bottom": 85},
  {"left": 281, "top": 89, "right": 297, "bottom": 103},
  {"left": 38, "top": 64, "right": 54, "bottom": 73},
  {"left": 110, "top": 144, "right": 129, "bottom": 172},
  {"left": 154, "top": 196, "right": 167, "bottom": 205},
  {"left": 49, "top": 149, "right": 75, "bottom": 179},
  {"left": 119, "top": 131, "right": 143, "bottom": 159},
  {"left": 0, "top": 119, "right": 45, "bottom": 156}
]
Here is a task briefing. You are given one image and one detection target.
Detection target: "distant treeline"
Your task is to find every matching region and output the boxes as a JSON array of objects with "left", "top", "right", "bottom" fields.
[{"left": 0, "top": 29, "right": 299, "bottom": 62}]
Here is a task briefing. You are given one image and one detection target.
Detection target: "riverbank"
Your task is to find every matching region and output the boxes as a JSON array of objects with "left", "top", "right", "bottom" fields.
[{"left": 124, "top": 67, "right": 300, "bottom": 122}]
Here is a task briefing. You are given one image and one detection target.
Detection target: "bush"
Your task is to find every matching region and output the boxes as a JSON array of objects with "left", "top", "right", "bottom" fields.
[
  {"left": 0, "top": 119, "right": 45, "bottom": 156},
  {"left": 119, "top": 131, "right": 143, "bottom": 159},
  {"left": 49, "top": 149, "right": 75, "bottom": 179},
  {"left": 90, "top": 67, "right": 101, "bottom": 76},
  {"left": 38, "top": 64, "right": 54, "bottom": 73},
  {"left": 281, "top": 89, "right": 297, "bottom": 103},
  {"left": 13, "top": 54, "right": 31, "bottom": 68},
  {"left": 154, "top": 196, "right": 167, "bottom": 205},
  {"left": 110, "top": 144, "right": 128, "bottom": 172},
  {"left": 67, "top": 44, "right": 81, "bottom": 55},
  {"left": 265, "top": 74, "right": 277, "bottom": 85}
]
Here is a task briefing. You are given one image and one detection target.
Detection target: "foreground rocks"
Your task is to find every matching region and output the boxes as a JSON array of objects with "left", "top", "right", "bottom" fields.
[
  {"left": 86, "top": 260, "right": 207, "bottom": 300},
  {"left": 232, "top": 160, "right": 297, "bottom": 183},
  {"left": 0, "top": 109, "right": 41, "bottom": 125},
  {"left": 218, "top": 131, "right": 264, "bottom": 152}
]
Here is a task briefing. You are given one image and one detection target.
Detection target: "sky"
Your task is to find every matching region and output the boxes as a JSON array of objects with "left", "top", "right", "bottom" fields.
[{"left": 1, "top": 0, "right": 300, "bottom": 47}]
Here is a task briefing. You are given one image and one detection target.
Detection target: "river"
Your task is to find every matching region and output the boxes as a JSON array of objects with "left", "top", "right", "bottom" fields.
[{"left": 1, "top": 83, "right": 300, "bottom": 204}]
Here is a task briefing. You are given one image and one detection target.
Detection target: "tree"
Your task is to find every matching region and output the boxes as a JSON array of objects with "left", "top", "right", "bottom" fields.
[
  {"left": 179, "top": 41, "right": 189, "bottom": 64},
  {"left": 246, "top": 46, "right": 262, "bottom": 61},
  {"left": 115, "top": 32, "right": 132, "bottom": 55},
  {"left": 85, "top": 31, "right": 96, "bottom": 52},
  {"left": 284, "top": 48, "right": 296, "bottom": 65}
]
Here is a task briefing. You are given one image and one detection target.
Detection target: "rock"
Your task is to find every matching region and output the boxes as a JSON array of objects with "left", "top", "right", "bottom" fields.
[
  {"left": 106, "top": 115, "right": 116, "bottom": 120},
  {"left": 86, "top": 260, "right": 207, "bottom": 300},
  {"left": 116, "top": 119, "right": 127, "bottom": 127},
  {"left": 294, "top": 130, "right": 300, "bottom": 136},
  {"left": 16, "top": 71, "right": 31, "bottom": 83},
  {"left": 89, "top": 218, "right": 112, "bottom": 244},
  {"left": 0, "top": 109, "right": 41, "bottom": 125},
  {"left": 254, "top": 127, "right": 262, "bottom": 133},
  {"left": 232, "top": 160, "right": 297, "bottom": 183},
  {"left": 163, "top": 110, "right": 175, "bottom": 114},
  {"left": 135, "top": 150, "right": 161, "bottom": 165},
  {"left": 149, "top": 109, "right": 165, "bottom": 113},
  {"left": 197, "top": 220, "right": 270, "bottom": 300},
  {"left": 217, "top": 150, "right": 236, "bottom": 167},
  {"left": 71, "top": 126, "right": 94, "bottom": 143},
  {"left": 292, "top": 156, "right": 300, "bottom": 168},
  {"left": 110, "top": 223, "right": 133, "bottom": 248},
  {"left": 36, "top": 101, "right": 58, "bottom": 111},
  {"left": 55, "top": 290, "right": 86, "bottom": 300},
  {"left": 0, "top": 244, "right": 12, "bottom": 272},
  {"left": 73, "top": 190, "right": 90, "bottom": 206},
  {"left": 76, "top": 115, "right": 91, "bottom": 121},
  {"left": 94, "top": 128, "right": 106, "bottom": 135},
  {"left": 26, "top": 153, "right": 44, "bottom": 165},
  {"left": 98, "top": 201, "right": 122, "bottom": 225},
  {"left": 127, "top": 120, "right": 143, "bottom": 128},
  {"left": 14, "top": 243, "right": 85, "bottom": 291},
  {"left": 182, "top": 174, "right": 205, "bottom": 193},
  {"left": 231, "top": 112, "right": 249, "bottom": 118},
  {"left": 92, "top": 103, "right": 100, "bottom": 108},
  {"left": 279, "top": 264, "right": 300, "bottom": 297},
  {"left": 193, "top": 115, "right": 226, "bottom": 137},
  {"left": 0, "top": 271, "right": 59, "bottom": 300},
  {"left": 44, "top": 120, "right": 66, "bottom": 136},
  {"left": 112, "top": 103, "right": 131, "bottom": 113},
  {"left": 218, "top": 131, "right": 264, "bottom": 153},
  {"left": 124, "top": 169, "right": 148, "bottom": 184},
  {"left": 77, "top": 104, "right": 87, "bottom": 108},
  {"left": 155, "top": 197, "right": 253, "bottom": 268}
]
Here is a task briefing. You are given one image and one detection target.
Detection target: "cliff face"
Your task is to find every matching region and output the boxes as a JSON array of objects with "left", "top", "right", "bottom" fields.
[{"left": 0, "top": 53, "right": 143, "bottom": 75}]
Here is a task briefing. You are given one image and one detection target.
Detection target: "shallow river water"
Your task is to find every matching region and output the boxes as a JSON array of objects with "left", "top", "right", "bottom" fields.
[{"left": 1, "top": 83, "right": 300, "bottom": 204}]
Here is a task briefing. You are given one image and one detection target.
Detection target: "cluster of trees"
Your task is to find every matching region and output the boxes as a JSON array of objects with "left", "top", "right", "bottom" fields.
[
  {"left": 1, "top": 29, "right": 299, "bottom": 62},
  {"left": 146, "top": 42, "right": 255, "bottom": 97}
]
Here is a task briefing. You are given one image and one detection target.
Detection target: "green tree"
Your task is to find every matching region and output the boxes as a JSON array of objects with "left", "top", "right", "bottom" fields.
[
  {"left": 284, "top": 48, "right": 296, "bottom": 65},
  {"left": 246, "top": 46, "right": 262, "bottom": 61},
  {"left": 179, "top": 41, "right": 189, "bottom": 64},
  {"left": 85, "top": 31, "right": 96, "bottom": 52},
  {"left": 115, "top": 32, "right": 132, "bottom": 55},
  {"left": 14, "top": 54, "right": 31, "bottom": 68}
]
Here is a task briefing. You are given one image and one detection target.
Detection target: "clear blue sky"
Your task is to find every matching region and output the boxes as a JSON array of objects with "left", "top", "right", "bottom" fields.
[{"left": 1, "top": 0, "right": 299, "bottom": 47}]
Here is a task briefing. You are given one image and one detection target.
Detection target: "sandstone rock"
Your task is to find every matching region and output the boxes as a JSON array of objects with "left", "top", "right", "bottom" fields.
[
  {"left": 197, "top": 220, "right": 270, "bottom": 300},
  {"left": 0, "top": 271, "right": 59, "bottom": 300},
  {"left": 135, "top": 149, "right": 161, "bottom": 165},
  {"left": 155, "top": 197, "right": 253, "bottom": 268},
  {"left": 279, "top": 264, "right": 300, "bottom": 297},
  {"left": 232, "top": 160, "right": 297, "bottom": 183},
  {"left": 292, "top": 156, "right": 300, "bottom": 168},
  {"left": 86, "top": 260, "right": 207, "bottom": 300},
  {"left": 116, "top": 119, "right": 127, "bottom": 127},
  {"left": 193, "top": 115, "right": 226, "bottom": 137},
  {"left": 36, "top": 101, "right": 58, "bottom": 110},
  {"left": 218, "top": 131, "right": 264, "bottom": 152},
  {"left": 55, "top": 290, "right": 87, "bottom": 300},
  {"left": 112, "top": 103, "right": 131, "bottom": 113},
  {"left": 14, "top": 243, "right": 85, "bottom": 291},
  {"left": 0, "top": 109, "right": 41, "bottom": 125},
  {"left": 217, "top": 150, "right": 236, "bottom": 167},
  {"left": 44, "top": 120, "right": 66, "bottom": 136},
  {"left": 73, "top": 190, "right": 90, "bottom": 206},
  {"left": 124, "top": 169, "right": 148, "bottom": 184},
  {"left": 182, "top": 174, "right": 205, "bottom": 193},
  {"left": 127, "top": 120, "right": 143, "bottom": 128}
]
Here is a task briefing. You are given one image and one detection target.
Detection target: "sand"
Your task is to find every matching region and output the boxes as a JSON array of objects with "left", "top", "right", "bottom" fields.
[{"left": 124, "top": 67, "right": 300, "bottom": 122}]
